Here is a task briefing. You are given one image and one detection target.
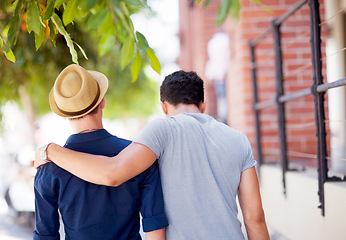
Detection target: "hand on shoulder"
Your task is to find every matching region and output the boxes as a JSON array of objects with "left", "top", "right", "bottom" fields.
[{"left": 34, "top": 143, "right": 54, "bottom": 169}]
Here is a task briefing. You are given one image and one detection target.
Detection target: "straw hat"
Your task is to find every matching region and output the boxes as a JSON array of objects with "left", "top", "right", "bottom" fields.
[{"left": 50, "top": 64, "right": 108, "bottom": 118}]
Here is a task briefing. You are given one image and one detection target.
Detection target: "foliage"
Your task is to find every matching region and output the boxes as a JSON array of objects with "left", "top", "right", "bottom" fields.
[
  {"left": 0, "top": 0, "right": 268, "bottom": 123},
  {"left": 0, "top": 0, "right": 267, "bottom": 75},
  {"left": 83, "top": 45, "right": 159, "bottom": 119},
  {"left": 0, "top": 0, "right": 160, "bottom": 81},
  {"left": 196, "top": 0, "right": 269, "bottom": 26},
  {"left": 0, "top": 6, "right": 158, "bottom": 121}
]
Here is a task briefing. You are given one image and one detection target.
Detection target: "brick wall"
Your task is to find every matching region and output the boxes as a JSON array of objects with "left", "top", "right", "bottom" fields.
[
  {"left": 178, "top": 0, "right": 221, "bottom": 117},
  {"left": 178, "top": 0, "right": 328, "bottom": 165}
]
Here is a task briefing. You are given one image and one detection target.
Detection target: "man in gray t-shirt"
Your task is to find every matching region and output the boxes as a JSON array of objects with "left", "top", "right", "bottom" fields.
[
  {"left": 36, "top": 70, "right": 270, "bottom": 240},
  {"left": 135, "top": 113, "right": 256, "bottom": 239}
]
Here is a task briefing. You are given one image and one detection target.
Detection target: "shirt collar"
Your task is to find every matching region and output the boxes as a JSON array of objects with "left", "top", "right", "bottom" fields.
[{"left": 65, "top": 129, "right": 111, "bottom": 144}]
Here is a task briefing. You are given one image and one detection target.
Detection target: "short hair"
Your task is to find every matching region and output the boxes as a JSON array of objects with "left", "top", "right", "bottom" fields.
[{"left": 160, "top": 70, "right": 204, "bottom": 107}]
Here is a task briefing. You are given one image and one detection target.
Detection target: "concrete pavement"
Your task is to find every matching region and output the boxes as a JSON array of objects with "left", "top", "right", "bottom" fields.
[{"left": 0, "top": 198, "right": 33, "bottom": 240}]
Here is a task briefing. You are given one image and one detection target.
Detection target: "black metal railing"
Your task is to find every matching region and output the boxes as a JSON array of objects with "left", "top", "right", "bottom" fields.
[{"left": 249, "top": 0, "right": 346, "bottom": 216}]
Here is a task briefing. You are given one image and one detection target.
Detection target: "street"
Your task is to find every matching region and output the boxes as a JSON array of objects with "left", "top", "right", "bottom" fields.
[
  {"left": 0, "top": 198, "right": 34, "bottom": 240},
  {"left": 0, "top": 198, "right": 33, "bottom": 240}
]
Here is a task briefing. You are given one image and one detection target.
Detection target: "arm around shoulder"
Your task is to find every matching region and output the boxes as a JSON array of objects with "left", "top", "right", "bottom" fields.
[
  {"left": 238, "top": 167, "right": 270, "bottom": 240},
  {"left": 35, "top": 142, "right": 157, "bottom": 187}
]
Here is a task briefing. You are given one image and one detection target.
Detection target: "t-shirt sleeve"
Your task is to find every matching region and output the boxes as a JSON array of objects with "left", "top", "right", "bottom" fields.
[
  {"left": 139, "top": 161, "right": 168, "bottom": 232},
  {"left": 33, "top": 165, "right": 60, "bottom": 240},
  {"left": 134, "top": 118, "right": 169, "bottom": 159},
  {"left": 241, "top": 134, "right": 257, "bottom": 171}
]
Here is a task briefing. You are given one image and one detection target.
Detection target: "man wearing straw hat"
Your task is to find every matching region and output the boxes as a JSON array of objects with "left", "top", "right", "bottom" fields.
[{"left": 33, "top": 64, "right": 168, "bottom": 240}]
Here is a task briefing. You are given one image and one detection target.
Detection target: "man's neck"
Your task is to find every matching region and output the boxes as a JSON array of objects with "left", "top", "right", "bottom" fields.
[
  {"left": 167, "top": 103, "right": 202, "bottom": 117},
  {"left": 69, "top": 115, "right": 104, "bottom": 134}
]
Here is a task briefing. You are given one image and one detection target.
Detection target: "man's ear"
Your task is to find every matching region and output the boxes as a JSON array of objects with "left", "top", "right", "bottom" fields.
[
  {"left": 100, "top": 98, "right": 106, "bottom": 110},
  {"left": 161, "top": 101, "right": 168, "bottom": 115},
  {"left": 199, "top": 102, "right": 206, "bottom": 113}
]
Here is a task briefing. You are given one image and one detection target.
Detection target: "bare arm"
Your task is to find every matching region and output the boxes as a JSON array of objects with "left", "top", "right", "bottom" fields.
[
  {"left": 238, "top": 167, "right": 270, "bottom": 240},
  {"left": 145, "top": 228, "right": 166, "bottom": 240},
  {"left": 34, "top": 142, "right": 157, "bottom": 186}
]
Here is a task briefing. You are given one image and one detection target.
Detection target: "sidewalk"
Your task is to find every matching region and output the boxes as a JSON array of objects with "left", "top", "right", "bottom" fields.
[
  {"left": 0, "top": 198, "right": 33, "bottom": 240},
  {"left": 268, "top": 226, "right": 288, "bottom": 240}
]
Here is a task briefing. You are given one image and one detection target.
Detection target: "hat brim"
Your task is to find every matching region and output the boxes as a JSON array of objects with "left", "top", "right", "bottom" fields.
[{"left": 49, "top": 70, "right": 109, "bottom": 119}]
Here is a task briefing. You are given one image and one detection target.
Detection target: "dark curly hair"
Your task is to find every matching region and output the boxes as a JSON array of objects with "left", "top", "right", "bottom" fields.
[{"left": 160, "top": 70, "right": 204, "bottom": 107}]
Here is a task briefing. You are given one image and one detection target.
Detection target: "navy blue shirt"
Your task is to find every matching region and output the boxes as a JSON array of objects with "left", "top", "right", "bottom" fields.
[{"left": 33, "top": 129, "right": 168, "bottom": 240}]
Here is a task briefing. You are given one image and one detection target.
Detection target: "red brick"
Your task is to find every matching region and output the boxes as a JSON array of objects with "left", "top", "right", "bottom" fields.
[{"left": 178, "top": 0, "right": 327, "bottom": 158}]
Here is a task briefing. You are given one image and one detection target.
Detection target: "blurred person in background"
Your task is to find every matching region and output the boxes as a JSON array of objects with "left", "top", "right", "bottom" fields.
[
  {"left": 33, "top": 64, "right": 167, "bottom": 240},
  {"left": 35, "top": 70, "right": 269, "bottom": 240},
  {"left": 205, "top": 31, "right": 230, "bottom": 123}
]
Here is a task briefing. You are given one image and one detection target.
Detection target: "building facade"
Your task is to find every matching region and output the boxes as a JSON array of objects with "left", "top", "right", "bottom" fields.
[{"left": 178, "top": 0, "right": 346, "bottom": 239}]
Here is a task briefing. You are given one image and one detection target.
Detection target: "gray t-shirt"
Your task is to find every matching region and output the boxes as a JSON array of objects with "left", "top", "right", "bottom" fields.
[{"left": 135, "top": 113, "right": 256, "bottom": 240}]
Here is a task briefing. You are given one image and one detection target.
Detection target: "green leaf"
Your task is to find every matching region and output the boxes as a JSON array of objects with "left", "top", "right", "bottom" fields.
[
  {"left": 97, "top": 12, "right": 115, "bottom": 35},
  {"left": 251, "top": 0, "right": 272, "bottom": 14},
  {"left": 51, "top": 13, "right": 78, "bottom": 64},
  {"left": 98, "top": 34, "right": 115, "bottom": 56},
  {"left": 116, "top": 24, "right": 127, "bottom": 43},
  {"left": 136, "top": 31, "right": 149, "bottom": 50},
  {"left": 114, "top": 7, "right": 132, "bottom": 34},
  {"left": 120, "top": 35, "right": 135, "bottom": 69},
  {"left": 27, "top": 0, "right": 43, "bottom": 34},
  {"left": 48, "top": 19, "right": 56, "bottom": 45},
  {"left": 51, "top": 13, "right": 66, "bottom": 34},
  {"left": 230, "top": 0, "right": 240, "bottom": 19},
  {"left": 63, "top": 0, "right": 78, "bottom": 26},
  {"left": 4, "top": 49, "right": 16, "bottom": 63},
  {"left": 54, "top": 0, "right": 68, "bottom": 9},
  {"left": 0, "top": 36, "right": 16, "bottom": 62},
  {"left": 110, "top": 0, "right": 121, "bottom": 9},
  {"left": 146, "top": 48, "right": 161, "bottom": 74},
  {"left": 6, "top": 16, "right": 20, "bottom": 46},
  {"left": 14, "top": 0, "right": 24, "bottom": 16},
  {"left": 83, "top": 0, "right": 101, "bottom": 9},
  {"left": 44, "top": 0, "right": 55, "bottom": 20},
  {"left": 87, "top": 8, "right": 108, "bottom": 30},
  {"left": 74, "top": 41, "right": 88, "bottom": 60},
  {"left": 131, "top": 49, "right": 141, "bottom": 82},
  {"left": 128, "top": 16, "right": 134, "bottom": 32},
  {"left": 123, "top": 0, "right": 145, "bottom": 6},
  {"left": 1, "top": 43, "right": 10, "bottom": 53},
  {"left": 35, "top": 24, "right": 46, "bottom": 50},
  {"left": 203, "top": 0, "right": 212, "bottom": 8},
  {"left": 1, "top": 40, "right": 9, "bottom": 53},
  {"left": 196, "top": 0, "right": 202, "bottom": 4},
  {"left": 120, "top": 2, "right": 130, "bottom": 16},
  {"left": 216, "top": 0, "right": 232, "bottom": 26}
]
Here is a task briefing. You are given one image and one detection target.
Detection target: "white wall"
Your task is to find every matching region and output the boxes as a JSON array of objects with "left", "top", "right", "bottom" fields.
[
  {"left": 325, "top": 0, "right": 346, "bottom": 173},
  {"left": 260, "top": 165, "right": 346, "bottom": 240}
]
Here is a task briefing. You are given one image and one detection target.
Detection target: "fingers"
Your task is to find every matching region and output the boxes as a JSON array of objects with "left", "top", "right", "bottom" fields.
[{"left": 34, "top": 145, "right": 46, "bottom": 169}]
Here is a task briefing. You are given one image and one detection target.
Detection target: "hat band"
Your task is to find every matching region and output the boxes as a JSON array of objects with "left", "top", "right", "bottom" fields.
[{"left": 56, "top": 84, "right": 100, "bottom": 117}]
